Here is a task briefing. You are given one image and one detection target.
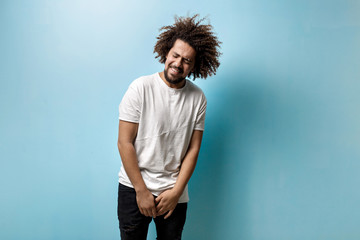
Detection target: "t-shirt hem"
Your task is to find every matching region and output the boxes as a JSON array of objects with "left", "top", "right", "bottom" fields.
[
  {"left": 119, "top": 117, "right": 139, "bottom": 123},
  {"left": 118, "top": 178, "right": 189, "bottom": 203}
]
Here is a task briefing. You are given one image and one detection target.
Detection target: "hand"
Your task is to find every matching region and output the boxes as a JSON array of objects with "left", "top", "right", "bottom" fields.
[
  {"left": 136, "top": 189, "right": 157, "bottom": 218},
  {"left": 155, "top": 189, "right": 181, "bottom": 219}
]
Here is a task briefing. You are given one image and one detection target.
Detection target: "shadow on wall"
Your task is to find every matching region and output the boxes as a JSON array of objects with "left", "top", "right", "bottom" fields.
[{"left": 184, "top": 72, "right": 277, "bottom": 239}]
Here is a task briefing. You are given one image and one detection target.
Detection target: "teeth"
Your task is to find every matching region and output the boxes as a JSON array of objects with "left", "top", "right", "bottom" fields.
[{"left": 171, "top": 67, "right": 179, "bottom": 73}]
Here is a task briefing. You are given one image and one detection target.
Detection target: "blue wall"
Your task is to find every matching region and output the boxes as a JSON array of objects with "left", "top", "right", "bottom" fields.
[{"left": 1, "top": 0, "right": 360, "bottom": 239}]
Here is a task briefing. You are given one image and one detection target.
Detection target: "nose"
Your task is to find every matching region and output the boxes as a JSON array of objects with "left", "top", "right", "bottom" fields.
[{"left": 173, "top": 58, "right": 182, "bottom": 68}]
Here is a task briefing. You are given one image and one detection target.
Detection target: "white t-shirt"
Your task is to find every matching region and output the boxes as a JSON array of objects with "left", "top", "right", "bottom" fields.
[{"left": 118, "top": 72, "right": 207, "bottom": 203}]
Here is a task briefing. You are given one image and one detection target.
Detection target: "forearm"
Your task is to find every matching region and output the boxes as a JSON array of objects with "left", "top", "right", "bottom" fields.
[
  {"left": 117, "top": 121, "right": 157, "bottom": 217},
  {"left": 118, "top": 142, "right": 147, "bottom": 192},
  {"left": 155, "top": 147, "right": 200, "bottom": 217},
  {"left": 154, "top": 130, "right": 203, "bottom": 218},
  {"left": 172, "top": 147, "right": 200, "bottom": 196}
]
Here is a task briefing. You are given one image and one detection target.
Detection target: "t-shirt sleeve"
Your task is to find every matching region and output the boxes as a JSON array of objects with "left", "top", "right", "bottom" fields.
[
  {"left": 118, "top": 82, "right": 142, "bottom": 123},
  {"left": 194, "top": 94, "right": 207, "bottom": 131}
]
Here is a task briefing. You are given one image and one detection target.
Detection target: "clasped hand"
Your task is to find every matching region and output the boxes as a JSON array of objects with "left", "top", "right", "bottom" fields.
[{"left": 136, "top": 189, "right": 180, "bottom": 219}]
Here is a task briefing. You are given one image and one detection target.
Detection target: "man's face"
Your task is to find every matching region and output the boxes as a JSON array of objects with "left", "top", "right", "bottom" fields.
[{"left": 163, "top": 39, "right": 196, "bottom": 86}]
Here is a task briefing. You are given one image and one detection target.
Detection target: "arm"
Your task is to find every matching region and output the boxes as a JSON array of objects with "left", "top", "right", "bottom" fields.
[
  {"left": 117, "top": 120, "right": 157, "bottom": 218},
  {"left": 155, "top": 130, "right": 204, "bottom": 218}
]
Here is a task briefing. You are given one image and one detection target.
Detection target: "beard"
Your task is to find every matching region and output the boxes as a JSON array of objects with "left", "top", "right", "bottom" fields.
[{"left": 164, "top": 66, "right": 186, "bottom": 85}]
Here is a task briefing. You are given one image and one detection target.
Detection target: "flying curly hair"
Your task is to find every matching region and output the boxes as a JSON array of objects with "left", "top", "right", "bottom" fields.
[{"left": 154, "top": 14, "right": 222, "bottom": 80}]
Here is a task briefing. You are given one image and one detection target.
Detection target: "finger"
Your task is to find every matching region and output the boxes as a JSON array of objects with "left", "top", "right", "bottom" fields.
[
  {"left": 139, "top": 207, "right": 144, "bottom": 216},
  {"left": 164, "top": 210, "right": 174, "bottom": 219},
  {"left": 151, "top": 206, "right": 157, "bottom": 218},
  {"left": 142, "top": 209, "right": 147, "bottom": 216},
  {"left": 157, "top": 208, "right": 164, "bottom": 216},
  {"left": 156, "top": 204, "right": 162, "bottom": 212},
  {"left": 155, "top": 196, "right": 161, "bottom": 204},
  {"left": 145, "top": 209, "right": 152, "bottom": 217}
]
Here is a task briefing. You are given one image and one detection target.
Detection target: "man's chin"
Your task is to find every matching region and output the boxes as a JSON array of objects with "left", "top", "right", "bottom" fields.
[{"left": 165, "top": 73, "right": 185, "bottom": 85}]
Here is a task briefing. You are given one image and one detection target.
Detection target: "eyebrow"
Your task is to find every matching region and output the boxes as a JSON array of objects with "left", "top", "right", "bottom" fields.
[{"left": 173, "top": 51, "right": 193, "bottom": 62}]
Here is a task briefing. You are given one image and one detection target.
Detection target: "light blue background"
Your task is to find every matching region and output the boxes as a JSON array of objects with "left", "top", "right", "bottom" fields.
[{"left": 1, "top": 0, "right": 360, "bottom": 239}]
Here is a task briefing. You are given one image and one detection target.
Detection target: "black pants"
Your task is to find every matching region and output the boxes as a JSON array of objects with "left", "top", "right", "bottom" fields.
[{"left": 117, "top": 183, "right": 187, "bottom": 240}]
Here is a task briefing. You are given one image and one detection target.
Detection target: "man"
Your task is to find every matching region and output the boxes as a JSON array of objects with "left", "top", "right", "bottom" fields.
[{"left": 117, "top": 15, "right": 221, "bottom": 240}]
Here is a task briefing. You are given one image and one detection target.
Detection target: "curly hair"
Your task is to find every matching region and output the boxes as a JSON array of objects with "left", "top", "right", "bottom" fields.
[{"left": 154, "top": 14, "right": 222, "bottom": 80}]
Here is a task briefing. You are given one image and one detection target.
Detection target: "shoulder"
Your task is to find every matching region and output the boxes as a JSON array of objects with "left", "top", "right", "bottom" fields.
[
  {"left": 185, "top": 80, "right": 207, "bottom": 100},
  {"left": 130, "top": 73, "right": 157, "bottom": 90}
]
